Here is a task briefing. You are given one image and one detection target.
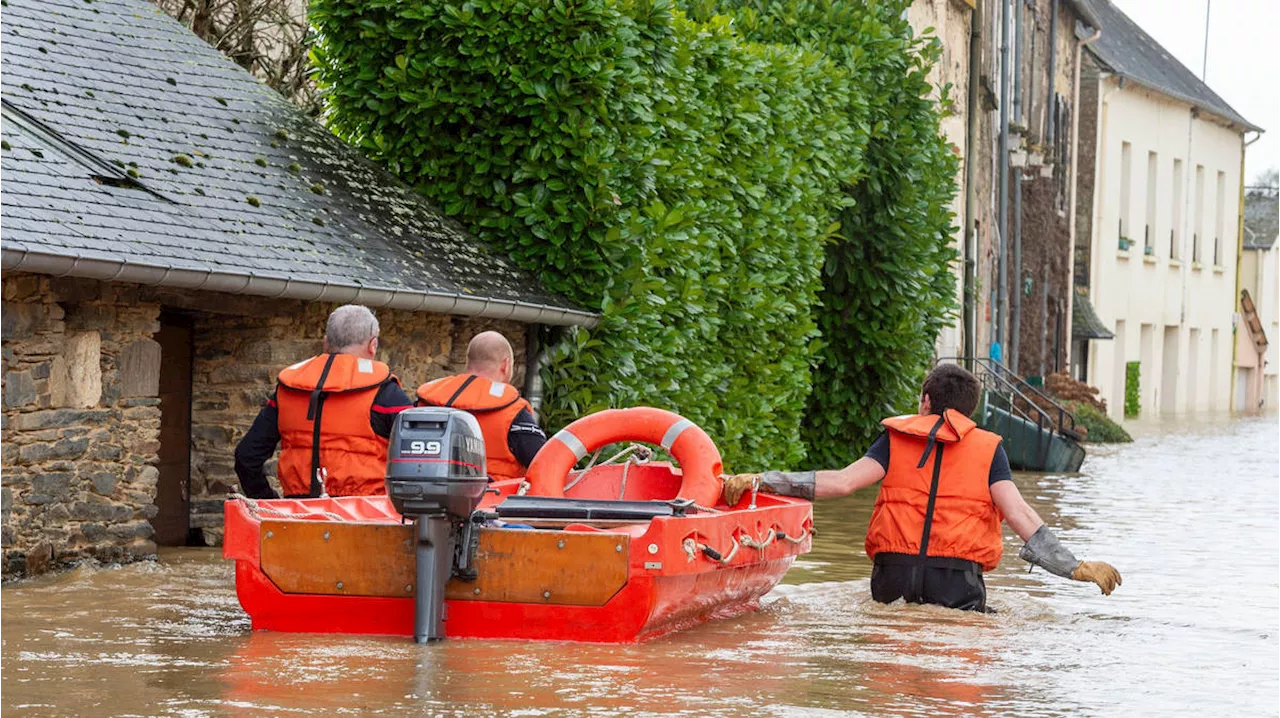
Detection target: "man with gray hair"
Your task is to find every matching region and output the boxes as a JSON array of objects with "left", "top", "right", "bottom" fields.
[{"left": 235, "top": 304, "right": 413, "bottom": 498}]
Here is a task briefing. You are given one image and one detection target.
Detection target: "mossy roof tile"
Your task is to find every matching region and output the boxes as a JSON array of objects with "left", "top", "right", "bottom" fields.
[{"left": 1, "top": 0, "right": 594, "bottom": 324}]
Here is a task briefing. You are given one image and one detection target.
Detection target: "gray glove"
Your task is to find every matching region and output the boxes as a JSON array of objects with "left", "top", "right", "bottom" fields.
[
  {"left": 1018, "top": 525, "right": 1080, "bottom": 579},
  {"left": 760, "top": 470, "right": 816, "bottom": 501},
  {"left": 721, "top": 470, "right": 816, "bottom": 505},
  {"left": 1019, "top": 525, "right": 1123, "bottom": 595}
]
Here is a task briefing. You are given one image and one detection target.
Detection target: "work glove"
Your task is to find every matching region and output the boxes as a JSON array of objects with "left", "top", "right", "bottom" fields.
[
  {"left": 1020, "top": 525, "right": 1122, "bottom": 596},
  {"left": 1072, "top": 560, "right": 1123, "bottom": 595},
  {"left": 721, "top": 470, "right": 816, "bottom": 505}
]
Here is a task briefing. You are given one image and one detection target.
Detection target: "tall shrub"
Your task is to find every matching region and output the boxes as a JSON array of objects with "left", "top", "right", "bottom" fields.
[
  {"left": 698, "top": 0, "right": 961, "bottom": 465},
  {"left": 310, "top": 0, "right": 858, "bottom": 468}
]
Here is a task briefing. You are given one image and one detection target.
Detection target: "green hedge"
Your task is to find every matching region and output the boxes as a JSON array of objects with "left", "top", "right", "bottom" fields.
[
  {"left": 1067, "top": 401, "right": 1133, "bottom": 443},
  {"left": 1124, "top": 361, "right": 1141, "bottom": 417},
  {"left": 696, "top": 1, "right": 961, "bottom": 466},
  {"left": 310, "top": 0, "right": 956, "bottom": 469}
]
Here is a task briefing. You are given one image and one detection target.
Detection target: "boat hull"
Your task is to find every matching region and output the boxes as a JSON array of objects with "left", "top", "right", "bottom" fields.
[{"left": 224, "top": 467, "right": 812, "bottom": 643}]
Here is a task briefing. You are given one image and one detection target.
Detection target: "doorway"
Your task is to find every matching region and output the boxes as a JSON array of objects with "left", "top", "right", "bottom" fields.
[{"left": 152, "top": 312, "right": 194, "bottom": 545}]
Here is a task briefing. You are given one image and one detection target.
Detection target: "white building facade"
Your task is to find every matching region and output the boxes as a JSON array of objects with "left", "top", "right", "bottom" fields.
[
  {"left": 1239, "top": 197, "right": 1280, "bottom": 409},
  {"left": 1085, "top": 83, "right": 1246, "bottom": 418},
  {"left": 1074, "top": 0, "right": 1260, "bottom": 420}
]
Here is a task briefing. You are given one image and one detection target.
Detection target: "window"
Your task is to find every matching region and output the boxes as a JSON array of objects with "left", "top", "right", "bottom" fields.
[
  {"left": 1193, "top": 164, "right": 1205, "bottom": 264},
  {"left": 1171, "top": 158, "right": 1183, "bottom": 259},
  {"left": 1119, "top": 142, "right": 1133, "bottom": 249},
  {"left": 1215, "top": 171, "right": 1226, "bottom": 266},
  {"left": 1145, "top": 151, "right": 1158, "bottom": 254}
]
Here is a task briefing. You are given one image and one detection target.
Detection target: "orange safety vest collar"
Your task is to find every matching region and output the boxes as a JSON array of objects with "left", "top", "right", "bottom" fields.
[
  {"left": 276, "top": 354, "right": 395, "bottom": 497},
  {"left": 864, "top": 409, "right": 1004, "bottom": 573},
  {"left": 416, "top": 374, "right": 532, "bottom": 481}
]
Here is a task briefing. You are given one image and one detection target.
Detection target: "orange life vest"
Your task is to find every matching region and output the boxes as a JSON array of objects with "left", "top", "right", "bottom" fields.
[
  {"left": 275, "top": 354, "right": 397, "bottom": 497},
  {"left": 416, "top": 374, "right": 533, "bottom": 481},
  {"left": 864, "top": 409, "right": 1005, "bottom": 572}
]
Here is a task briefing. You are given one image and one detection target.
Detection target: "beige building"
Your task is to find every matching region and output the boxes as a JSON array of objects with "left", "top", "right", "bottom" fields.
[
  {"left": 1073, "top": 0, "right": 1261, "bottom": 419},
  {"left": 1237, "top": 187, "right": 1278, "bottom": 410}
]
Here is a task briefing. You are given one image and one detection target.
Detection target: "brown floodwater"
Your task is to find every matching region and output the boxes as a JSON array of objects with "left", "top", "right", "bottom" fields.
[{"left": 3, "top": 415, "right": 1277, "bottom": 716}]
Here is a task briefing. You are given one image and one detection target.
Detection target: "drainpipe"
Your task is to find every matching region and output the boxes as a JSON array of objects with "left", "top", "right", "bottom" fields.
[
  {"left": 963, "top": 0, "right": 984, "bottom": 367},
  {"left": 1066, "top": 23, "right": 1101, "bottom": 375},
  {"left": 998, "top": 0, "right": 1012, "bottom": 361},
  {"left": 1013, "top": 0, "right": 1024, "bottom": 125},
  {"left": 1011, "top": 170, "right": 1023, "bottom": 375},
  {"left": 1231, "top": 130, "right": 1264, "bottom": 412},
  {"left": 523, "top": 326, "right": 550, "bottom": 421},
  {"left": 1040, "top": 263, "right": 1050, "bottom": 377},
  {"left": 1045, "top": 0, "right": 1059, "bottom": 148}
]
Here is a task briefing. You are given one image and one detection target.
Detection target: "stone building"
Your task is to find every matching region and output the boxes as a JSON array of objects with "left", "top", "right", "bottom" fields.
[
  {"left": 0, "top": 0, "right": 595, "bottom": 577},
  {"left": 1071, "top": 0, "right": 1259, "bottom": 419}
]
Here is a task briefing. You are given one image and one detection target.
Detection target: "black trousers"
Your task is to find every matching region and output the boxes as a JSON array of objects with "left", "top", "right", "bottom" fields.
[{"left": 870, "top": 553, "right": 988, "bottom": 612}]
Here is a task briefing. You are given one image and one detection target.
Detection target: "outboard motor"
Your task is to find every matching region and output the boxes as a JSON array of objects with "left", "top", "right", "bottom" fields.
[{"left": 385, "top": 407, "right": 488, "bottom": 643}]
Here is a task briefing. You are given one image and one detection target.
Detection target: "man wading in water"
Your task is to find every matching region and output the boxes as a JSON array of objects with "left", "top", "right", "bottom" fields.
[{"left": 722, "top": 363, "right": 1121, "bottom": 612}]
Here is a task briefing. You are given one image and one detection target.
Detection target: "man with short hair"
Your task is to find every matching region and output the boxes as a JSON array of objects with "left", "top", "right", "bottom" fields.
[
  {"left": 416, "top": 331, "right": 546, "bottom": 481},
  {"left": 722, "top": 363, "right": 1121, "bottom": 611},
  {"left": 234, "top": 304, "right": 413, "bottom": 499}
]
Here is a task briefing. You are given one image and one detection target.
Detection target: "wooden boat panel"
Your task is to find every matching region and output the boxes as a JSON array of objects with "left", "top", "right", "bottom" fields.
[
  {"left": 259, "top": 521, "right": 629, "bottom": 606},
  {"left": 448, "top": 529, "right": 629, "bottom": 606},
  {"left": 260, "top": 520, "right": 414, "bottom": 598}
]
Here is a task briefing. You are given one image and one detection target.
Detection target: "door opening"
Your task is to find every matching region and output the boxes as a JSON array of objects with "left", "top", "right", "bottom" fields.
[{"left": 152, "top": 312, "right": 194, "bottom": 546}]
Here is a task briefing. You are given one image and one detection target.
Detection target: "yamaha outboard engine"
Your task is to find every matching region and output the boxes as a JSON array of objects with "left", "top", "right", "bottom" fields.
[{"left": 385, "top": 407, "right": 488, "bottom": 643}]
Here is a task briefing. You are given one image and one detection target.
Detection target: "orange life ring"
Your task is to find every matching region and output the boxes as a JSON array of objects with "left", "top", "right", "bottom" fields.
[{"left": 526, "top": 407, "right": 724, "bottom": 508}]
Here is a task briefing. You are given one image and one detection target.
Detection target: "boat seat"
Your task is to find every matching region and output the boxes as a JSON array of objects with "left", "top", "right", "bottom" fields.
[{"left": 495, "top": 496, "right": 695, "bottom": 521}]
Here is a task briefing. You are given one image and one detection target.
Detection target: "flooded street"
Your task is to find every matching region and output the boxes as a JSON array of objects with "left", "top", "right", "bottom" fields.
[{"left": 3, "top": 415, "right": 1277, "bottom": 717}]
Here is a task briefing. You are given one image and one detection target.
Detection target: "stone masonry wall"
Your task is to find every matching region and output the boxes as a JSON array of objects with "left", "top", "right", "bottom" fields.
[
  {"left": 2, "top": 273, "right": 163, "bottom": 577},
  {"left": 136, "top": 288, "right": 528, "bottom": 546},
  {"left": 3, "top": 272, "right": 531, "bottom": 574}
]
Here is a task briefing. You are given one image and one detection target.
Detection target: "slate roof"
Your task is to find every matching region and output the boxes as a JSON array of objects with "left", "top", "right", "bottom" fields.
[
  {"left": 0, "top": 0, "right": 596, "bottom": 326},
  {"left": 1243, "top": 190, "right": 1279, "bottom": 250},
  {"left": 1079, "top": 0, "right": 1260, "bottom": 132}
]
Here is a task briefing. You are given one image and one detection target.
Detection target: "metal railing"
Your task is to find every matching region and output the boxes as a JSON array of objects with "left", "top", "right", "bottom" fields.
[{"left": 939, "top": 357, "right": 1082, "bottom": 468}]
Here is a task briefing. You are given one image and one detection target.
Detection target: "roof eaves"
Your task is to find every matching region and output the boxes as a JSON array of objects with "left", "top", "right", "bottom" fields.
[
  {"left": 0, "top": 246, "right": 600, "bottom": 328},
  {"left": 1088, "top": 58, "right": 1264, "bottom": 133}
]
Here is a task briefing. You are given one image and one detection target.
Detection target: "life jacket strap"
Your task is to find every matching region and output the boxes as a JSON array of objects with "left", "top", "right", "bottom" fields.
[{"left": 307, "top": 353, "right": 338, "bottom": 498}]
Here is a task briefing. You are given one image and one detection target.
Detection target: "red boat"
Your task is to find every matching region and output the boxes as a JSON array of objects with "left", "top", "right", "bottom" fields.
[{"left": 223, "top": 408, "right": 813, "bottom": 643}]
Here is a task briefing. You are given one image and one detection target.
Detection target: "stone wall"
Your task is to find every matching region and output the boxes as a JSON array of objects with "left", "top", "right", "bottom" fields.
[
  {"left": 1073, "top": 54, "right": 1101, "bottom": 289},
  {"left": 2, "top": 273, "right": 163, "bottom": 577},
  {"left": 2, "top": 272, "right": 531, "bottom": 575}
]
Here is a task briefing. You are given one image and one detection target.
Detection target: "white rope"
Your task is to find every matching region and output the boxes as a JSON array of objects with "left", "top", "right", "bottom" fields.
[
  {"left": 682, "top": 537, "right": 698, "bottom": 563},
  {"left": 779, "top": 528, "right": 812, "bottom": 544},
  {"left": 738, "top": 529, "right": 776, "bottom": 550},
  {"left": 559, "top": 443, "right": 653, "bottom": 497}
]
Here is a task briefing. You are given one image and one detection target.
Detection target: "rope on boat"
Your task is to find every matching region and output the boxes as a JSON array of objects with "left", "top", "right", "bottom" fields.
[
  {"left": 775, "top": 529, "right": 813, "bottom": 545},
  {"left": 739, "top": 529, "right": 776, "bottom": 550},
  {"left": 684, "top": 524, "right": 811, "bottom": 565},
  {"left": 557, "top": 444, "right": 653, "bottom": 499},
  {"left": 682, "top": 538, "right": 698, "bottom": 563}
]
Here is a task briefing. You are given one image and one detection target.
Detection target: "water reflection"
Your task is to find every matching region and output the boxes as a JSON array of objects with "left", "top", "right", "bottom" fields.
[{"left": 3, "top": 415, "right": 1277, "bottom": 716}]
